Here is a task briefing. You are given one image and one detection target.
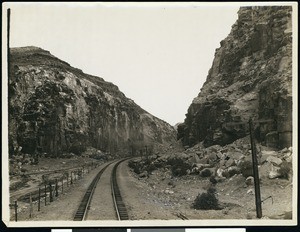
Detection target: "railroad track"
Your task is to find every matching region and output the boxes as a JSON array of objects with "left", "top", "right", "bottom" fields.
[
  {"left": 73, "top": 158, "right": 129, "bottom": 221},
  {"left": 73, "top": 161, "right": 112, "bottom": 221},
  {"left": 111, "top": 158, "right": 129, "bottom": 220}
]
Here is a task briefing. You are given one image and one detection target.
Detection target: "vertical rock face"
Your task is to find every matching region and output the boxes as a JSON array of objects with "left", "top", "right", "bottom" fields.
[
  {"left": 8, "top": 47, "right": 176, "bottom": 157},
  {"left": 178, "top": 6, "right": 292, "bottom": 149}
]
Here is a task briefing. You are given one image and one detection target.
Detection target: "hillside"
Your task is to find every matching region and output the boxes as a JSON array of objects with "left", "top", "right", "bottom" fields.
[
  {"left": 178, "top": 6, "right": 293, "bottom": 149},
  {"left": 8, "top": 46, "right": 177, "bottom": 158}
]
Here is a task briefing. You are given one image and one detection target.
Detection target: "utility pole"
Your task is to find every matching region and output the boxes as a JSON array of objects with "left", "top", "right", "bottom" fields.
[
  {"left": 222, "top": 118, "right": 272, "bottom": 218},
  {"left": 249, "top": 118, "right": 262, "bottom": 218}
]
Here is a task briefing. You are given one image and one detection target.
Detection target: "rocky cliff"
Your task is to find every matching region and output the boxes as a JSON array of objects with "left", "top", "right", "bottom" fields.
[
  {"left": 178, "top": 6, "right": 293, "bottom": 149},
  {"left": 8, "top": 46, "right": 176, "bottom": 157}
]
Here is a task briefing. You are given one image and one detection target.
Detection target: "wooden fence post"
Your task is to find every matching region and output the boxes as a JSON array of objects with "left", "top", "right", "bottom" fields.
[
  {"left": 61, "top": 178, "right": 64, "bottom": 194},
  {"left": 44, "top": 185, "right": 47, "bottom": 206},
  {"left": 55, "top": 179, "right": 58, "bottom": 197},
  {"left": 249, "top": 118, "right": 262, "bottom": 218},
  {"left": 38, "top": 187, "right": 41, "bottom": 211},
  {"left": 49, "top": 184, "right": 53, "bottom": 202},
  {"left": 14, "top": 201, "right": 18, "bottom": 222},
  {"left": 29, "top": 193, "right": 33, "bottom": 218}
]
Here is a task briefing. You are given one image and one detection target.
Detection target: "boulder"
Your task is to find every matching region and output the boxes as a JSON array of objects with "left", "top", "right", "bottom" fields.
[
  {"left": 188, "top": 154, "right": 201, "bottom": 163},
  {"left": 284, "top": 153, "right": 292, "bottom": 163},
  {"left": 268, "top": 165, "right": 281, "bottom": 179},
  {"left": 262, "top": 150, "right": 278, "bottom": 156},
  {"left": 198, "top": 157, "right": 208, "bottom": 164},
  {"left": 208, "top": 153, "right": 219, "bottom": 161},
  {"left": 227, "top": 151, "right": 243, "bottom": 160},
  {"left": 268, "top": 170, "right": 281, "bottom": 179},
  {"left": 225, "top": 158, "right": 236, "bottom": 167},
  {"left": 216, "top": 168, "right": 225, "bottom": 178},
  {"left": 175, "top": 152, "right": 189, "bottom": 159},
  {"left": 280, "top": 147, "right": 289, "bottom": 153},
  {"left": 168, "top": 180, "right": 175, "bottom": 187},
  {"left": 245, "top": 176, "right": 254, "bottom": 186},
  {"left": 247, "top": 188, "right": 254, "bottom": 195},
  {"left": 219, "top": 159, "right": 226, "bottom": 167},
  {"left": 200, "top": 168, "right": 215, "bottom": 177},
  {"left": 165, "top": 189, "right": 174, "bottom": 194},
  {"left": 266, "top": 156, "right": 283, "bottom": 166},
  {"left": 139, "top": 171, "right": 148, "bottom": 178},
  {"left": 228, "top": 166, "right": 241, "bottom": 177},
  {"left": 196, "top": 151, "right": 203, "bottom": 156}
]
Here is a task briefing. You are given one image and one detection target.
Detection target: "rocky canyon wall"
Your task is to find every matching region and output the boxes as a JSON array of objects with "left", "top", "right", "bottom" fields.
[
  {"left": 178, "top": 6, "right": 293, "bottom": 149},
  {"left": 8, "top": 47, "right": 176, "bottom": 157}
]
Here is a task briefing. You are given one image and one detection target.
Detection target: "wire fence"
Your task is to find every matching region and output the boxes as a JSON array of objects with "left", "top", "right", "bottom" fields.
[{"left": 9, "top": 161, "right": 101, "bottom": 221}]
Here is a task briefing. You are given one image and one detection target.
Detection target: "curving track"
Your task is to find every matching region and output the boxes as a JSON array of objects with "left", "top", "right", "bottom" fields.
[
  {"left": 111, "top": 159, "right": 129, "bottom": 220},
  {"left": 73, "top": 158, "right": 129, "bottom": 221},
  {"left": 73, "top": 161, "right": 112, "bottom": 220}
]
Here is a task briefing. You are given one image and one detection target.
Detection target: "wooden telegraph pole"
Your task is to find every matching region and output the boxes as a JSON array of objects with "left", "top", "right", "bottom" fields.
[
  {"left": 223, "top": 118, "right": 273, "bottom": 218},
  {"left": 249, "top": 118, "right": 262, "bottom": 218}
]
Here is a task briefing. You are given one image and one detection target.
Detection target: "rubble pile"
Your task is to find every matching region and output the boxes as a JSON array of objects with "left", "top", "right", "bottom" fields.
[{"left": 129, "top": 136, "right": 293, "bottom": 182}]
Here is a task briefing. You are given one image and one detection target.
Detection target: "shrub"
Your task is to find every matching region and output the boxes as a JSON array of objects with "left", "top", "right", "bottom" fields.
[
  {"left": 278, "top": 161, "right": 291, "bottom": 179},
  {"left": 70, "top": 142, "right": 86, "bottom": 155},
  {"left": 167, "top": 157, "right": 192, "bottom": 177},
  {"left": 128, "top": 160, "right": 141, "bottom": 174},
  {"left": 145, "top": 163, "right": 157, "bottom": 173},
  {"left": 239, "top": 160, "right": 253, "bottom": 178},
  {"left": 193, "top": 187, "right": 219, "bottom": 210},
  {"left": 128, "top": 160, "right": 136, "bottom": 169},
  {"left": 200, "top": 168, "right": 212, "bottom": 177},
  {"left": 133, "top": 166, "right": 140, "bottom": 174}
]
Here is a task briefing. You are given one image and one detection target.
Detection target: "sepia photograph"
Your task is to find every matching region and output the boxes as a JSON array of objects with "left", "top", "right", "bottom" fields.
[{"left": 1, "top": 1, "right": 298, "bottom": 228}]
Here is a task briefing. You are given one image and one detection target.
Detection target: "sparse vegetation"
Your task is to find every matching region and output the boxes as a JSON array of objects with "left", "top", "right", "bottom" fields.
[
  {"left": 239, "top": 160, "right": 253, "bottom": 178},
  {"left": 278, "top": 161, "right": 291, "bottom": 179},
  {"left": 128, "top": 156, "right": 159, "bottom": 175},
  {"left": 69, "top": 142, "right": 86, "bottom": 155},
  {"left": 193, "top": 187, "right": 220, "bottom": 210},
  {"left": 200, "top": 168, "right": 213, "bottom": 177},
  {"left": 167, "top": 157, "right": 192, "bottom": 177},
  {"left": 128, "top": 156, "right": 193, "bottom": 177},
  {"left": 128, "top": 160, "right": 141, "bottom": 174}
]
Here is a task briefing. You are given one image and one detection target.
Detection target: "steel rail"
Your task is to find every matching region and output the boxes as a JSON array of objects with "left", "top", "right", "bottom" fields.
[
  {"left": 111, "top": 158, "right": 129, "bottom": 220},
  {"left": 73, "top": 161, "right": 113, "bottom": 221}
]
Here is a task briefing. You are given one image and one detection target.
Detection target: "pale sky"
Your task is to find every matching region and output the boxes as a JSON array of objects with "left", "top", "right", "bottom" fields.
[{"left": 7, "top": 2, "right": 240, "bottom": 126}]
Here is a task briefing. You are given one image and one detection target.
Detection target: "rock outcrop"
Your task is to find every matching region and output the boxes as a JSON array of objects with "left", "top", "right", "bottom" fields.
[
  {"left": 178, "top": 6, "right": 293, "bottom": 149},
  {"left": 8, "top": 46, "right": 176, "bottom": 157}
]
